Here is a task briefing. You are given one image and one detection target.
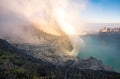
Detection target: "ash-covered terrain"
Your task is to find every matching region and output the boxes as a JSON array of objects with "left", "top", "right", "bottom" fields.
[{"left": 0, "top": 25, "right": 120, "bottom": 79}]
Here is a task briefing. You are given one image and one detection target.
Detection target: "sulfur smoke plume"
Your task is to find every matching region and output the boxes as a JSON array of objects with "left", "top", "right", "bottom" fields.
[{"left": 0, "top": 0, "right": 88, "bottom": 55}]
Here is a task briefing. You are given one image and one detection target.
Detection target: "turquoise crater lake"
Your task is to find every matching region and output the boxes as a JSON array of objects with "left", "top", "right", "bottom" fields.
[{"left": 78, "top": 33, "right": 120, "bottom": 72}]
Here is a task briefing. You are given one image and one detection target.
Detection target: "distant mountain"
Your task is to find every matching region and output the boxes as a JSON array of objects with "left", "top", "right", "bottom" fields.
[{"left": 83, "top": 31, "right": 120, "bottom": 44}]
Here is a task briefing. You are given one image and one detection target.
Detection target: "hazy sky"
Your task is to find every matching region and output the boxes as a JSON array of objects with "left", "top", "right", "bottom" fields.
[
  {"left": 79, "top": 0, "right": 120, "bottom": 23},
  {"left": 0, "top": 0, "right": 120, "bottom": 35}
]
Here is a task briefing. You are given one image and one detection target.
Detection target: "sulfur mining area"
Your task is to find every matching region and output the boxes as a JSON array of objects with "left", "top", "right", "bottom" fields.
[
  {"left": 1, "top": 24, "right": 113, "bottom": 71},
  {"left": 1, "top": 24, "right": 120, "bottom": 79},
  {"left": 0, "top": 0, "right": 120, "bottom": 79},
  {"left": 12, "top": 24, "right": 75, "bottom": 64}
]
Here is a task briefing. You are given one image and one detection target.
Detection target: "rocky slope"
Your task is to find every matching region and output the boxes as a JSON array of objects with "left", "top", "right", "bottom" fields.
[
  {"left": 10, "top": 25, "right": 75, "bottom": 64},
  {"left": 0, "top": 39, "right": 120, "bottom": 79},
  {"left": 13, "top": 43, "right": 113, "bottom": 71},
  {"left": 4, "top": 25, "right": 112, "bottom": 71},
  {"left": 0, "top": 25, "right": 119, "bottom": 79}
]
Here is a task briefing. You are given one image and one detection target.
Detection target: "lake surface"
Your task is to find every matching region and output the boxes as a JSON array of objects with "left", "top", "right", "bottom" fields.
[{"left": 78, "top": 33, "right": 120, "bottom": 72}]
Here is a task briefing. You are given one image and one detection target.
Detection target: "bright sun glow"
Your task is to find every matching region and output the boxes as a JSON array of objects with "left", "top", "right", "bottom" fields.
[{"left": 54, "top": 8, "right": 76, "bottom": 35}]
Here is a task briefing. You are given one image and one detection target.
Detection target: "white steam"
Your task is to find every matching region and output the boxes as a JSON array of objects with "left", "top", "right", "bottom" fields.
[{"left": 0, "top": 0, "right": 88, "bottom": 55}]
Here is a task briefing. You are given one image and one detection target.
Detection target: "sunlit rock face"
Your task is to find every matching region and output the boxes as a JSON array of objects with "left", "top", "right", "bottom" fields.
[
  {"left": 0, "top": 0, "right": 78, "bottom": 62},
  {"left": 12, "top": 25, "right": 74, "bottom": 64},
  {"left": 32, "top": 24, "right": 73, "bottom": 53}
]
